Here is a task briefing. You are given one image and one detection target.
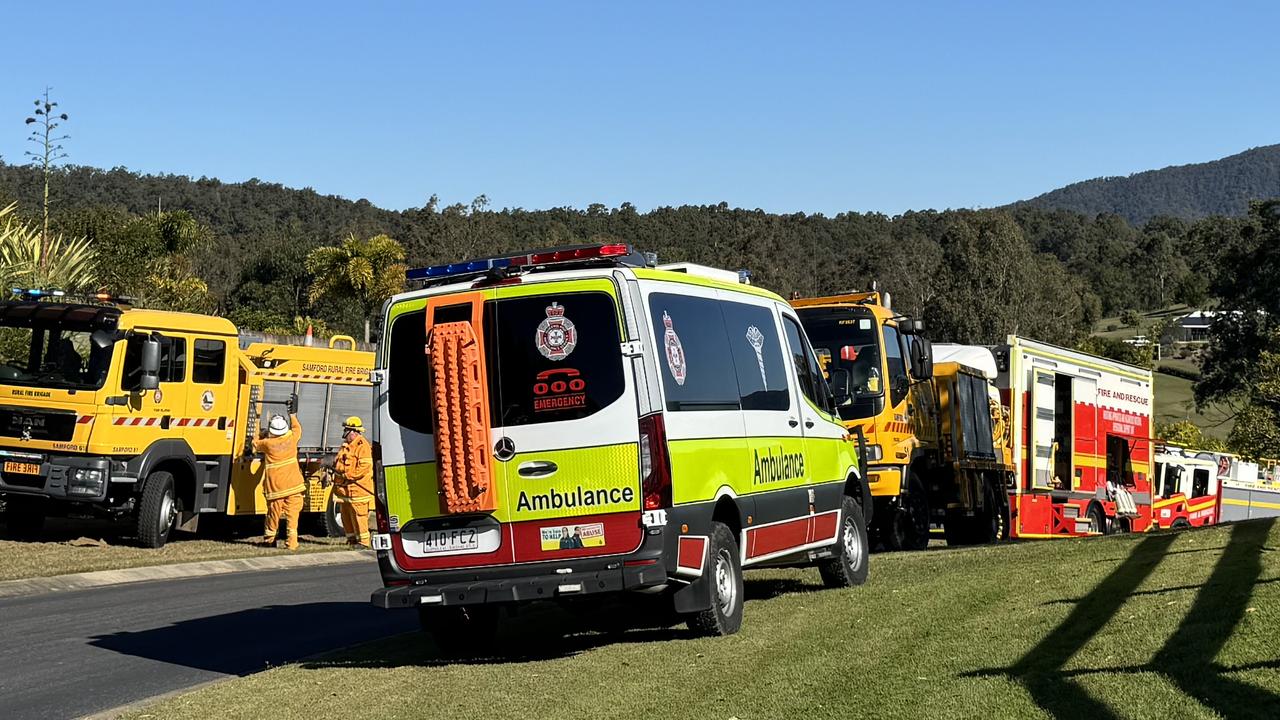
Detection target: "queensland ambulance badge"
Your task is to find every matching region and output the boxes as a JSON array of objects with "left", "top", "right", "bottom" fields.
[
  {"left": 662, "top": 311, "right": 687, "bottom": 386},
  {"left": 535, "top": 302, "right": 577, "bottom": 361}
]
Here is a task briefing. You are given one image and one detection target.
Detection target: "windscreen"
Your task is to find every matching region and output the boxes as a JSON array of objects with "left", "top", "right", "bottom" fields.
[
  {"left": 0, "top": 322, "right": 114, "bottom": 391},
  {"left": 796, "top": 308, "right": 883, "bottom": 421}
]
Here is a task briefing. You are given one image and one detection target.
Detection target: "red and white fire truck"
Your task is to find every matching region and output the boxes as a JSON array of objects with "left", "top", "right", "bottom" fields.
[
  {"left": 1151, "top": 445, "right": 1222, "bottom": 529},
  {"left": 992, "top": 336, "right": 1155, "bottom": 537}
]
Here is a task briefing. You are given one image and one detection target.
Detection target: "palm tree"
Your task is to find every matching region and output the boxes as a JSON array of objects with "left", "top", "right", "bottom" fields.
[
  {"left": 0, "top": 202, "right": 98, "bottom": 291},
  {"left": 305, "top": 233, "right": 406, "bottom": 342}
]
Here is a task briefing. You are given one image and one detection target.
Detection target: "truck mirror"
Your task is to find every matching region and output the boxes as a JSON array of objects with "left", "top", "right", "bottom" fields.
[
  {"left": 899, "top": 318, "right": 926, "bottom": 335},
  {"left": 829, "top": 368, "right": 852, "bottom": 405},
  {"left": 910, "top": 337, "right": 934, "bottom": 380},
  {"left": 139, "top": 337, "right": 161, "bottom": 391}
]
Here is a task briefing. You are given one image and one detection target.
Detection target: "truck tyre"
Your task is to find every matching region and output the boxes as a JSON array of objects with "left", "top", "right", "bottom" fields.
[
  {"left": 136, "top": 471, "right": 179, "bottom": 548},
  {"left": 1171, "top": 518, "right": 1191, "bottom": 531},
  {"left": 1086, "top": 503, "right": 1111, "bottom": 536},
  {"left": 888, "top": 475, "right": 931, "bottom": 552},
  {"left": 686, "top": 522, "right": 744, "bottom": 637},
  {"left": 818, "top": 496, "right": 869, "bottom": 588},
  {"left": 419, "top": 605, "right": 499, "bottom": 657},
  {"left": 309, "top": 494, "right": 345, "bottom": 538},
  {"left": 943, "top": 510, "right": 974, "bottom": 547},
  {"left": 4, "top": 495, "right": 46, "bottom": 540}
]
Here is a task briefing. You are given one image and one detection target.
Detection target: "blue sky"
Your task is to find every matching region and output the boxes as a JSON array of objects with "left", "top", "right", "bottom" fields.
[{"left": 1, "top": 1, "right": 1276, "bottom": 215}]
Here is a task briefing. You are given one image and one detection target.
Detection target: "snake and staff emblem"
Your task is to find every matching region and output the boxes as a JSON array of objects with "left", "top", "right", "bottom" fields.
[{"left": 745, "top": 325, "right": 767, "bottom": 387}]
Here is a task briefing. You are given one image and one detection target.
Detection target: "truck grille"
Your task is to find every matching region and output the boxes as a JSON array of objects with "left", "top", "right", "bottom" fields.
[{"left": 0, "top": 406, "right": 78, "bottom": 442}]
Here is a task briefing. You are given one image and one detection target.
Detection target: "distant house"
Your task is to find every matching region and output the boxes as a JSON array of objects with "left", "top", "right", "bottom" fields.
[{"left": 1175, "top": 311, "right": 1217, "bottom": 343}]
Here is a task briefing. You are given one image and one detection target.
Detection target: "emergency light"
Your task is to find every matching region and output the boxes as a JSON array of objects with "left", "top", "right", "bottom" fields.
[
  {"left": 406, "top": 243, "right": 645, "bottom": 283},
  {"left": 8, "top": 288, "right": 136, "bottom": 306}
]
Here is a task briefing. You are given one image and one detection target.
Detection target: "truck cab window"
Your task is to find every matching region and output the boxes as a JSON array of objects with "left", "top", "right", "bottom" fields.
[
  {"left": 782, "top": 315, "right": 832, "bottom": 412},
  {"left": 193, "top": 339, "right": 226, "bottom": 384},
  {"left": 122, "top": 334, "right": 186, "bottom": 390},
  {"left": 883, "top": 324, "right": 909, "bottom": 406}
]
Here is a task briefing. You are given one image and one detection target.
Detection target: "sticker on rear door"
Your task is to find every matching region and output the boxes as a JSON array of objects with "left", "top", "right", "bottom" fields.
[
  {"left": 540, "top": 522, "right": 605, "bottom": 551},
  {"left": 662, "top": 311, "right": 687, "bottom": 386},
  {"left": 536, "top": 302, "right": 577, "bottom": 361}
]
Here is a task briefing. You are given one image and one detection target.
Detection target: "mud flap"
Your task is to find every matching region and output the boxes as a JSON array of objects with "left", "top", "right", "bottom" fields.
[
  {"left": 425, "top": 292, "right": 497, "bottom": 514},
  {"left": 672, "top": 571, "right": 715, "bottom": 614}
]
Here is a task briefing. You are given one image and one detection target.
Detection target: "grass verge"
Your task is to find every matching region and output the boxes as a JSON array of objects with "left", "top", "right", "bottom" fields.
[
  {"left": 0, "top": 516, "right": 351, "bottom": 582},
  {"left": 127, "top": 519, "right": 1280, "bottom": 720}
]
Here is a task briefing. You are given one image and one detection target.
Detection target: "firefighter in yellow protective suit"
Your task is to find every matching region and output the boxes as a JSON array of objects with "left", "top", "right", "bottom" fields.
[
  {"left": 253, "top": 409, "right": 305, "bottom": 550},
  {"left": 333, "top": 416, "right": 374, "bottom": 546}
]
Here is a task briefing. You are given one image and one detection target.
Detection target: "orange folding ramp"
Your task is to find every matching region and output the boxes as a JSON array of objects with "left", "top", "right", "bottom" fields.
[{"left": 424, "top": 292, "right": 497, "bottom": 514}]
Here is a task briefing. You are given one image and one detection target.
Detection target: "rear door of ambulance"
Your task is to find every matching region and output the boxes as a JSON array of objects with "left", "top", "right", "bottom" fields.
[{"left": 491, "top": 277, "right": 644, "bottom": 563}]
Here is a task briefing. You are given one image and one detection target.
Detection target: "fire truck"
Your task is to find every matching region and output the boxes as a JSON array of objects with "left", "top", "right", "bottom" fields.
[
  {"left": 0, "top": 289, "right": 373, "bottom": 546},
  {"left": 992, "top": 336, "right": 1155, "bottom": 537},
  {"left": 1151, "top": 445, "right": 1221, "bottom": 529},
  {"left": 794, "top": 292, "right": 1014, "bottom": 549}
]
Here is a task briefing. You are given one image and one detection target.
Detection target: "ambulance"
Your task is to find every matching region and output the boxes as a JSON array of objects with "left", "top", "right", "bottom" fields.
[{"left": 369, "top": 244, "right": 870, "bottom": 644}]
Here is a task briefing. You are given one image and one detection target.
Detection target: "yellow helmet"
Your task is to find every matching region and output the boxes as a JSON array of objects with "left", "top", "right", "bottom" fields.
[{"left": 343, "top": 416, "right": 364, "bottom": 432}]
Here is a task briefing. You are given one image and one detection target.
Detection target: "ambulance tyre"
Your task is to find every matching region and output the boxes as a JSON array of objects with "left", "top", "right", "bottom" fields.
[
  {"left": 136, "top": 471, "right": 178, "bottom": 548},
  {"left": 819, "top": 496, "right": 869, "bottom": 588},
  {"left": 4, "top": 495, "right": 46, "bottom": 539},
  {"left": 686, "top": 522, "right": 744, "bottom": 637},
  {"left": 419, "top": 605, "right": 500, "bottom": 656}
]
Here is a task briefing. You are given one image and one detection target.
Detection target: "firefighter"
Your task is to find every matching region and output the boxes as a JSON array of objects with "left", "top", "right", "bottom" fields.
[
  {"left": 333, "top": 415, "right": 374, "bottom": 547},
  {"left": 253, "top": 398, "right": 305, "bottom": 550}
]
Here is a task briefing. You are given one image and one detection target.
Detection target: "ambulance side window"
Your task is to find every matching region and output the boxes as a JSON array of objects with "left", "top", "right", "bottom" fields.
[
  {"left": 720, "top": 301, "right": 789, "bottom": 411},
  {"left": 648, "top": 293, "right": 740, "bottom": 412},
  {"left": 193, "top": 339, "right": 226, "bottom": 384},
  {"left": 781, "top": 315, "right": 831, "bottom": 411}
]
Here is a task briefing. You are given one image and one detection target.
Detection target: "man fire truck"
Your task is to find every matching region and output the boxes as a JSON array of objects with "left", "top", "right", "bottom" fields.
[{"left": 0, "top": 289, "right": 373, "bottom": 547}]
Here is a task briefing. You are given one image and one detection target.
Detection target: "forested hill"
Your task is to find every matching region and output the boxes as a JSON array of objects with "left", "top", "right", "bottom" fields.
[
  {"left": 0, "top": 159, "right": 1252, "bottom": 350},
  {"left": 1013, "top": 144, "right": 1280, "bottom": 224}
]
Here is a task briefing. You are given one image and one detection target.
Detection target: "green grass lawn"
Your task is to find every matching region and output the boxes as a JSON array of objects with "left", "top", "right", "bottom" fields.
[
  {"left": 1154, "top": 372, "right": 1234, "bottom": 442},
  {"left": 129, "top": 519, "right": 1280, "bottom": 720}
]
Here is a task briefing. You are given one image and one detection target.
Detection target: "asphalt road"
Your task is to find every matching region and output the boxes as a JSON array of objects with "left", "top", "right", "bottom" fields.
[{"left": 0, "top": 560, "right": 416, "bottom": 720}]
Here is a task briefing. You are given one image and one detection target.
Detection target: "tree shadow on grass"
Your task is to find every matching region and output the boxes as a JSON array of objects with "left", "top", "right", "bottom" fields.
[
  {"left": 1040, "top": 576, "right": 1280, "bottom": 606},
  {"left": 969, "top": 519, "right": 1280, "bottom": 720}
]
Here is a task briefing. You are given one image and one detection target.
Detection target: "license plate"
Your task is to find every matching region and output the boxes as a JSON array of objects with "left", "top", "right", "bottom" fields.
[
  {"left": 401, "top": 522, "right": 502, "bottom": 558},
  {"left": 4, "top": 461, "right": 40, "bottom": 475},
  {"left": 420, "top": 527, "right": 478, "bottom": 553}
]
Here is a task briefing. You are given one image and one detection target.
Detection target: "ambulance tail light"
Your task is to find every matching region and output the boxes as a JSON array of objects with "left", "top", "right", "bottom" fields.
[
  {"left": 639, "top": 413, "right": 672, "bottom": 510},
  {"left": 371, "top": 441, "right": 391, "bottom": 534}
]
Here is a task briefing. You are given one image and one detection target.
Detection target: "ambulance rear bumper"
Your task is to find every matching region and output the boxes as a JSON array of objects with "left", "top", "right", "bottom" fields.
[{"left": 371, "top": 559, "right": 669, "bottom": 609}]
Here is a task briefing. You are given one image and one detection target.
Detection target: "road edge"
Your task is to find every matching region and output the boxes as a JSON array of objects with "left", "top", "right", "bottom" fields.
[{"left": 0, "top": 548, "right": 373, "bottom": 600}]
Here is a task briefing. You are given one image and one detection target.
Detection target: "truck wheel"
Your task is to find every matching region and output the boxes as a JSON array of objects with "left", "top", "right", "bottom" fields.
[
  {"left": 4, "top": 495, "right": 46, "bottom": 540},
  {"left": 1171, "top": 518, "right": 1191, "bottom": 530},
  {"left": 943, "top": 510, "right": 974, "bottom": 547},
  {"left": 419, "top": 605, "right": 500, "bottom": 657},
  {"left": 136, "top": 471, "right": 179, "bottom": 548},
  {"left": 308, "top": 494, "right": 345, "bottom": 538},
  {"left": 1086, "top": 503, "right": 1111, "bottom": 536},
  {"left": 686, "top": 522, "right": 744, "bottom": 636},
  {"left": 818, "top": 496, "right": 869, "bottom": 588},
  {"left": 898, "top": 476, "right": 931, "bottom": 551}
]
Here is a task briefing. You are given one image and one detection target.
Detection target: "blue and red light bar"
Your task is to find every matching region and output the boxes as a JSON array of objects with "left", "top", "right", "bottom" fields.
[
  {"left": 9, "top": 288, "right": 136, "bottom": 305},
  {"left": 406, "top": 243, "right": 638, "bottom": 282}
]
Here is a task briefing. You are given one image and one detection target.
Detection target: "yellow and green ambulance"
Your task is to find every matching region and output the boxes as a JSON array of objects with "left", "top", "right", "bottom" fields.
[{"left": 369, "top": 244, "right": 870, "bottom": 643}]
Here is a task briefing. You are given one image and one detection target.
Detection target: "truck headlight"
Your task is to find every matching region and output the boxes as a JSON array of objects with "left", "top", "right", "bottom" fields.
[
  {"left": 865, "top": 444, "right": 883, "bottom": 462},
  {"left": 68, "top": 468, "right": 106, "bottom": 497}
]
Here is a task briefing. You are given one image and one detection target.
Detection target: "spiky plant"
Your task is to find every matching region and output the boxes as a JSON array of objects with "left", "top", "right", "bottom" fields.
[{"left": 0, "top": 202, "right": 98, "bottom": 291}]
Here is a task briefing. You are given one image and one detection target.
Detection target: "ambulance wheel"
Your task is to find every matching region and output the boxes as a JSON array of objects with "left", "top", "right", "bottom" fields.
[
  {"left": 136, "top": 471, "right": 178, "bottom": 548},
  {"left": 819, "top": 496, "right": 869, "bottom": 588},
  {"left": 3, "top": 495, "right": 46, "bottom": 540},
  {"left": 686, "top": 522, "right": 744, "bottom": 637},
  {"left": 419, "top": 605, "right": 499, "bottom": 656}
]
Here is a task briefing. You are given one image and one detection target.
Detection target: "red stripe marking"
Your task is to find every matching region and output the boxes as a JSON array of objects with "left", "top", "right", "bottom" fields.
[
  {"left": 677, "top": 536, "right": 706, "bottom": 571},
  {"left": 809, "top": 511, "right": 839, "bottom": 544},
  {"left": 747, "top": 517, "right": 809, "bottom": 559}
]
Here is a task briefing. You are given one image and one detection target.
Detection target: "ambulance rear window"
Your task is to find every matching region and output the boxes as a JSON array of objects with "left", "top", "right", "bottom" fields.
[{"left": 384, "top": 292, "right": 625, "bottom": 434}]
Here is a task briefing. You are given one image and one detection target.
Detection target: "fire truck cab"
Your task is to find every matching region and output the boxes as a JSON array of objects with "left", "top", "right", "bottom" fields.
[{"left": 1152, "top": 446, "right": 1221, "bottom": 529}]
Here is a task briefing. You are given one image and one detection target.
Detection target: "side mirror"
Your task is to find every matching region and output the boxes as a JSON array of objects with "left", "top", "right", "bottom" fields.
[
  {"left": 910, "top": 336, "right": 934, "bottom": 380},
  {"left": 899, "top": 318, "right": 926, "bottom": 335},
  {"left": 139, "top": 337, "right": 161, "bottom": 391},
  {"left": 829, "top": 368, "right": 852, "bottom": 405}
]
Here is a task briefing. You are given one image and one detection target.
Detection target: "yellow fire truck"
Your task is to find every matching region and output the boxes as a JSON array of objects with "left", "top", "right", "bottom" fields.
[
  {"left": 793, "top": 291, "right": 1014, "bottom": 549},
  {"left": 0, "top": 290, "right": 373, "bottom": 546}
]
